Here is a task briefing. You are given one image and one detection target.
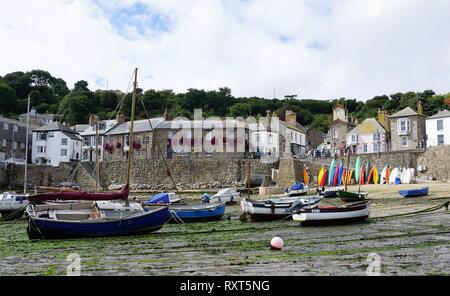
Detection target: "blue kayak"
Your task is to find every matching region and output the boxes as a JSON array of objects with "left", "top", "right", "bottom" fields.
[{"left": 399, "top": 187, "right": 429, "bottom": 198}]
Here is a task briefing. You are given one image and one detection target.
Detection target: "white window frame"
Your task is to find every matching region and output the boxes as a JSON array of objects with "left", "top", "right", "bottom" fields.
[
  {"left": 401, "top": 136, "right": 408, "bottom": 147},
  {"left": 437, "top": 120, "right": 444, "bottom": 132},
  {"left": 13, "top": 125, "right": 18, "bottom": 132},
  {"left": 61, "top": 138, "right": 68, "bottom": 146},
  {"left": 3, "top": 123, "right": 8, "bottom": 130},
  {"left": 363, "top": 143, "right": 368, "bottom": 153},
  {"left": 398, "top": 119, "right": 410, "bottom": 132},
  {"left": 351, "top": 134, "right": 358, "bottom": 144},
  {"left": 437, "top": 134, "right": 444, "bottom": 146},
  {"left": 61, "top": 149, "right": 67, "bottom": 156}
]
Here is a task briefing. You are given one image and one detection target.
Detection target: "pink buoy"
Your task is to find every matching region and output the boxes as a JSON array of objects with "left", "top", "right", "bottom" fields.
[{"left": 270, "top": 237, "right": 284, "bottom": 250}]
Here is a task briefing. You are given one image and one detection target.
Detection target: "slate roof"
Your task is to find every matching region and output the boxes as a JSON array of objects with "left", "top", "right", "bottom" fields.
[
  {"left": 32, "top": 121, "right": 78, "bottom": 134},
  {"left": 389, "top": 107, "right": 421, "bottom": 118},
  {"left": 426, "top": 109, "right": 450, "bottom": 120},
  {"left": 347, "top": 118, "right": 386, "bottom": 135}
]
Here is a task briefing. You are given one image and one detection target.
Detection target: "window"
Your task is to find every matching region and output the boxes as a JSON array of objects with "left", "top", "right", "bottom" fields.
[
  {"left": 2, "top": 140, "right": 6, "bottom": 147},
  {"left": 61, "top": 149, "right": 67, "bottom": 156},
  {"left": 143, "top": 137, "right": 150, "bottom": 144},
  {"left": 13, "top": 125, "right": 18, "bottom": 132},
  {"left": 20, "top": 143, "right": 25, "bottom": 149},
  {"left": 351, "top": 134, "right": 358, "bottom": 144},
  {"left": 398, "top": 119, "right": 410, "bottom": 132},
  {"left": 38, "top": 146, "right": 46, "bottom": 153},
  {"left": 48, "top": 132, "right": 54, "bottom": 138},
  {"left": 401, "top": 136, "right": 408, "bottom": 147},
  {"left": 373, "top": 143, "right": 379, "bottom": 152},
  {"left": 437, "top": 134, "right": 444, "bottom": 146},
  {"left": 437, "top": 120, "right": 444, "bottom": 132},
  {"left": 373, "top": 133, "right": 380, "bottom": 142},
  {"left": 268, "top": 134, "right": 273, "bottom": 145},
  {"left": 3, "top": 123, "right": 8, "bottom": 130},
  {"left": 61, "top": 138, "right": 68, "bottom": 145},
  {"left": 125, "top": 135, "right": 130, "bottom": 146},
  {"left": 363, "top": 143, "right": 368, "bottom": 153},
  {"left": 256, "top": 133, "right": 260, "bottom": 144},
  {"left": 333, "top": 128, "right": 338, "bottom": 139},
  {"left": 37, "top": 133, "right": 47, "bottom": 141},
  {"left": 83, "top": 137, "right": 91, "bottom": 146}
]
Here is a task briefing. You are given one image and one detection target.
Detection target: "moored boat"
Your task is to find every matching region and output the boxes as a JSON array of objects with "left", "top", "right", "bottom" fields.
[
  {"left": 292, "top": 200, "right": 371, "bottom": 226},
  {"left": 337, "top": 190, "right": 368, "bottom": 202},
  {"left": 209, "top": 188, "right": 240, "bottom": 204},
  {"left": 399, "top": 186, "right": 429, "bottom": 198},
  {"left": 286, "top": 183, "right": 308, "bottom": 197},
  {"left": 0, "top": 192, "right": 29, "bottom": 220},
  {"left": 240, "top": 195, "right": 321, "bottom": 222}
]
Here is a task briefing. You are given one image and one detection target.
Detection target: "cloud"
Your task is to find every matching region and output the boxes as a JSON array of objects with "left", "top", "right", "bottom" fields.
[{"left": 0, "top": 0, "right": 449, "bottom": 101}]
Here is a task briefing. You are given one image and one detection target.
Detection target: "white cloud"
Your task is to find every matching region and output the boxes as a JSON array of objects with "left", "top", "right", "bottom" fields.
[{"left": 0, "top": 0, "right": 449, "bottom": 101}]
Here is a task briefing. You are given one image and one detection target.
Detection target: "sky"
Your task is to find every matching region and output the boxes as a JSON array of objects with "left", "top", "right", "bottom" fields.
[{"left": 1, "top": 0, "right": 450, "bottom": 101}]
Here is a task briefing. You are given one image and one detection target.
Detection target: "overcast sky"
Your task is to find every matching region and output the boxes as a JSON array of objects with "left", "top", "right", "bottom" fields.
[{"left": 1, "top": 0, "right": 449, "bottom": 100}]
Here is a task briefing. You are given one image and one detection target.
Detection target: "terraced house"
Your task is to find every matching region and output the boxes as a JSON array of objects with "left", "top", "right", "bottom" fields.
[
  {"left": 0, "top": 116, "right": 35, "bottom": 164},
  {"left": 388, "top": 102, "right": 426, "bottom": 151}
]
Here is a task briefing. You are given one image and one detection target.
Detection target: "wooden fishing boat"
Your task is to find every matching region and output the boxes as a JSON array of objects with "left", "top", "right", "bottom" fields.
[
  {"left": 292, "top": 200, "right": 371, "bottom": 226},
  {"left": 240, "top": 195, "right": 321, "bottom": 222},
  {"left": 337, "top": 190, "right": 368, "bottom": 202},
  {"left": 26, "top": 68, "right": 169, "bottom": 239},
  {"left": 0, "top": 192, "right": 29, "bottom": 221},
  {"left": 319, "top": 187, "right": 341, "bottom": 198},
  {"left": 399, "top": 187, "right": 429, "bottom": 198},
  {"left": 143, "top": 192, "right": 226, "bottom": 222},
  {"left": 37, "top": 186, "right": 79, "bottom": 193}
]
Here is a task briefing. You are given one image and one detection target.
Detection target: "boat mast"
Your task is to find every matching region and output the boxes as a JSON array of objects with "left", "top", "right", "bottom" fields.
[
  {"left": 23, "top": 94, "right": 31, "bottom": 194},
  {"left": 344, "top": 147, "right": 350, "bottom": 192},
  {"left": 95, "top": 115, "right": 100, "bottom": 192},
  {"left": 126, "top": 68, "right": 138, "bottom": 196}
]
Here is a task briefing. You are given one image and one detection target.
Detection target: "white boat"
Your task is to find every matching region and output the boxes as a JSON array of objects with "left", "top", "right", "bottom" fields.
[
  {"left": 241, "top": 195, "right": 321, "bottom": 221},
  {"left": 292, "top": 200, "right": 371, "bottom": 226},
  {"left": 0, "top": 192, "right": 29, "bottom": 220},
  {"left": 285, "top": 183, "right": 308, "bottom": 197},
  {"left": 209, "top": 188, "right": 240, "bottom": 204}
]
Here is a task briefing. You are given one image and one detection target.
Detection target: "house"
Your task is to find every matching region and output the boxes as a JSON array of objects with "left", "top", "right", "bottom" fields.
[
  {"left": 346, "top": 118, "right": 387, "bottom": 154},
  {"left": 327, "top": 104, "right": 356, "bottom": 156},
  {"left": 389, "top": 102, "right": 426, "bottom": 151},
  {"left": 306, "top": 127, "right": 326, "bottom": 152},
  {"left": 281, "top": 110, "right": 307, "bottom": 157},
  {"left": 32, "top": 122, "right": 82, "bottom": 166},
  {"left": 0, "top": 116, "right": 36, "bottom": 163},
  {"left": 19, "top": 108, "right": 55, "bottom": 127},
  {"left": 103, "top": 117, "right": 166, "bottom": 161},
  {"left": 80, "top": 114, "right": 120, "bottom": 162},
  {"left": 426, "top": 109, "right": 450, "bottom": 147}
]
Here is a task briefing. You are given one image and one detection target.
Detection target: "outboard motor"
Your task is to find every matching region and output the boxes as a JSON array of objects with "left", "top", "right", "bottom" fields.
[{"left": 201, "top": 193, "right": 212, "bottom": 204}]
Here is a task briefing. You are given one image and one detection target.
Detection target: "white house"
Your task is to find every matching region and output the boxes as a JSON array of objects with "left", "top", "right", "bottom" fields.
[
  {"left": 32, "top": 122, "right": 82, "bottom": 167},
  {"left": 426, "top": 110, "right": 450, "bottom": 147}
]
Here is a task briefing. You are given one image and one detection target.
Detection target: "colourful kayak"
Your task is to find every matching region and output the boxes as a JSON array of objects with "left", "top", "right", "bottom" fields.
[
  {"left": 328, "top": 159, "right": 335, "bottom": 186},
  {"left": 317, "top": 166, "right": 325, "bottom": 186},
  {"left": 355, "top": 157, "right": 361, "bottom": 184}
]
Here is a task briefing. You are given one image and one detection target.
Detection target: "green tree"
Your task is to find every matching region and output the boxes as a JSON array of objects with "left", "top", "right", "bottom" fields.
[{"left": 0, "top": 82, "right": 16, "bottom": 115}]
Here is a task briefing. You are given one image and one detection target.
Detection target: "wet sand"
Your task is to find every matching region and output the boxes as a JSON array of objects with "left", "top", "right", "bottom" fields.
[{"left": 0, "top": 182, "right": 449, "bottom": 276}]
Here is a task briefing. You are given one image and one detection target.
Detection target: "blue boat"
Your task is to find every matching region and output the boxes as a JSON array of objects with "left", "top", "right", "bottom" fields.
[
  {"left": 143, "top": 193, "right": 226, "bottom": 223},
  {"left": 26, "top": 202, "right": 169, "bottom": 239},
  {"left": 399, "top": 186, "right": 429, "bottom": 198}
]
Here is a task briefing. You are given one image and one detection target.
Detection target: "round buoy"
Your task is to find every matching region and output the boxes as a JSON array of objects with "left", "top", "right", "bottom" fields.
[{"left": 270, "top": 237, "right": 284, "bottom": 250}]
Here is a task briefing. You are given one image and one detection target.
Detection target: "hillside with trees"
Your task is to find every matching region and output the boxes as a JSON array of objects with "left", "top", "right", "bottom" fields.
[{"left": 1, "top": 69, "right": 449, "bottom": 132}]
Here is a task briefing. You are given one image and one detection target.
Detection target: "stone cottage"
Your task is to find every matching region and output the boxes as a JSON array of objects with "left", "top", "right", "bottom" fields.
[
  {"left": 389, "top": 102, "right": 426, "bottom": 151},
  {"left": 327, "top": 104, "right": 356, "bottom": 156}
]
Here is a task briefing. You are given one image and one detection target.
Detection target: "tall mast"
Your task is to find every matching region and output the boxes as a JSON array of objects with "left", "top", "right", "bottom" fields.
[
  {"left": 126, "top": 68, "right": 138, "bottom": 190},
  {"left": 23, "top": 94, "right": 31, "bottom": 194}
]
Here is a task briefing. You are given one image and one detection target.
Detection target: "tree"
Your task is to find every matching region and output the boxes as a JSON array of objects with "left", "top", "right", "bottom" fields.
[
  {"left": 0, "top": 82, "right": 16, "bottom": 115},
  {"left": 229, "top": 103, "right": 251, "bottom": 117},
  {"left": 74, "top": 80, "right": 90, "bottom": 92}
]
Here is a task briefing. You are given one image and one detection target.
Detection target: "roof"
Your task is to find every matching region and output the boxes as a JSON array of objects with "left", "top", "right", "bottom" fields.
[
  {"left": 80, "top": 120, "right": 118, "bottom": 136},
  {"left": 427, "top": 109, "right": 450, "bottom": 120},
  {"left": 62, "top": 131, "right": 82, "bottom": 141},
  {"left": 280, "top": 121, "right": 306, "bottom": 133},
  {"left": 0, "top": 116, "right": 38, "bottom": 129},
  {"left": 347, "top": 118, "right": 386, "bottom": 135},
  {"left": 389, "top": 107, "right": 421, "bottom": 118},
  {"left": 72, "top": 124, "right": 90, "bottom": 133},
  {"left": 19, "top": 109, "right": 55, "bottom": 120},
  {"left": 32, "top": 121, "right": 78, "bottom": 134},
  {"left": 105, "top": 118, "right": 165, "bottom": 135},
  {"left": 329, "top": 118, "right": 357, "bottom": 127}
]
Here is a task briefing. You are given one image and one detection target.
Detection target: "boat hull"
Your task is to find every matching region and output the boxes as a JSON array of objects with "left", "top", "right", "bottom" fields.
[
  {"left": 292, "top": 201, "right": 370, "bottom": 226},
  {"left": 26, "top": 206, "right": 169, "bottom": 239},
  {"left": 168, "top": 203, "right": 226, "bottom": 222},
  {"left": 399, "top": 187, "right": 429, "bottom": 198},
  {"left": 337, "top": 190, "right": 368, "bottom": 202}
]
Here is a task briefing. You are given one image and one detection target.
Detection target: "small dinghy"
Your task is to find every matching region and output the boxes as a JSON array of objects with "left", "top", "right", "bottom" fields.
[
  {"left": 0, "top": 192, "right": 29, "bottom": 220},
  {"left": 209, "top": 188, "right": 240, "bottom": 204},
  {"left": 399, "top": 186, "right": 429, "bottom": 198},
  {"left": 286, "top": 183, "right": 308, "bottom": 197},
  {"left": 317, "top": 187, "right": 340, "bottom": 198},
  {"left": 143, "top": 193, "right": 226, "bottom": 223},
  {"left": 292, "top": 200, "right": 371, "bottom": 226},
  {"left": 337, "top": 190, "right": 368, "bottom": 202},
  {"left": 240, "top": 195, "right": 321, "bottom": 222}
]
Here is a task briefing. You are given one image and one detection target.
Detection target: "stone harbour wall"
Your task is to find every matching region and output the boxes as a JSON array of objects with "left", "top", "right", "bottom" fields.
[{"left": 417, "top": 145, "right": 450, "bottom": 182}]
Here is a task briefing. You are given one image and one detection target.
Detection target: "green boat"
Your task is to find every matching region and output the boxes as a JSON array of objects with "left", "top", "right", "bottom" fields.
[{"left": 337, "top": 190, "right": 368, "bottom": 202}]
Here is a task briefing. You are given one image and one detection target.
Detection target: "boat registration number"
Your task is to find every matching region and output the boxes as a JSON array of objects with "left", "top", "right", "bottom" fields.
[{"left": 311, "top": 209, "right": 320, "bottom": 213}]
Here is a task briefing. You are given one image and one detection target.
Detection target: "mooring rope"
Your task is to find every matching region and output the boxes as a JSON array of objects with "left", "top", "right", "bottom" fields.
[{"left": 370, "top": 201, "right": 449, "bottom": 221}]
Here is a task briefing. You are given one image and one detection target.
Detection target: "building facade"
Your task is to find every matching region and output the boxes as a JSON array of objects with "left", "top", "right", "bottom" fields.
[
  {"left": 327, "top": 104, "right": 356, "bottom": 156},
  {"left": 389, "top": 104, "right": 426, "bottom": 151},
  {"left": 426, "top": 110, "right": 450, "bottom": 147},
  {"left": 346, "top": 118, "right": 387, "bottom": 154},
  {"left": 19, "top": 108, "right": 55, "bottom": 127},
  {"left": 32, "top": 122, "right": 82, "bottom": 166},
  {"left": 0, "top": 116, "right": 35, "bottom": 163}
]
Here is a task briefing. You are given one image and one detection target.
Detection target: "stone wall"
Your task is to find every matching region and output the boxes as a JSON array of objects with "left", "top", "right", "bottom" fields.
[
  {"left": 6, "top": 162, "right": 76, "bottom": 189},
  {"left": 417, "top": 145, "right": 450, "bottom": 182}
]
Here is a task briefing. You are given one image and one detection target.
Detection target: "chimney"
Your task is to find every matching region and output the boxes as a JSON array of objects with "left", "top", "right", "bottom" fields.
[
  {"left": 163, "top": 108, "right": 169, "bottom": 120},
  {"left": 88, "top": 113, "right": 98, "bottom": 126},
  {"left": 285, "top": 110, "right": 297, "bottom": 125},
  {"left": 116, "top": 112, "right": 125, "bottom": 124},
  {"left": 377, "top": 109, "right": 389, "bottom": 132},
  {"left": 266, "top": 110, "right": 271, "bottom": 129},
  {"left": 417, "top": 100, "right": 424, "bottom": 115}
]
